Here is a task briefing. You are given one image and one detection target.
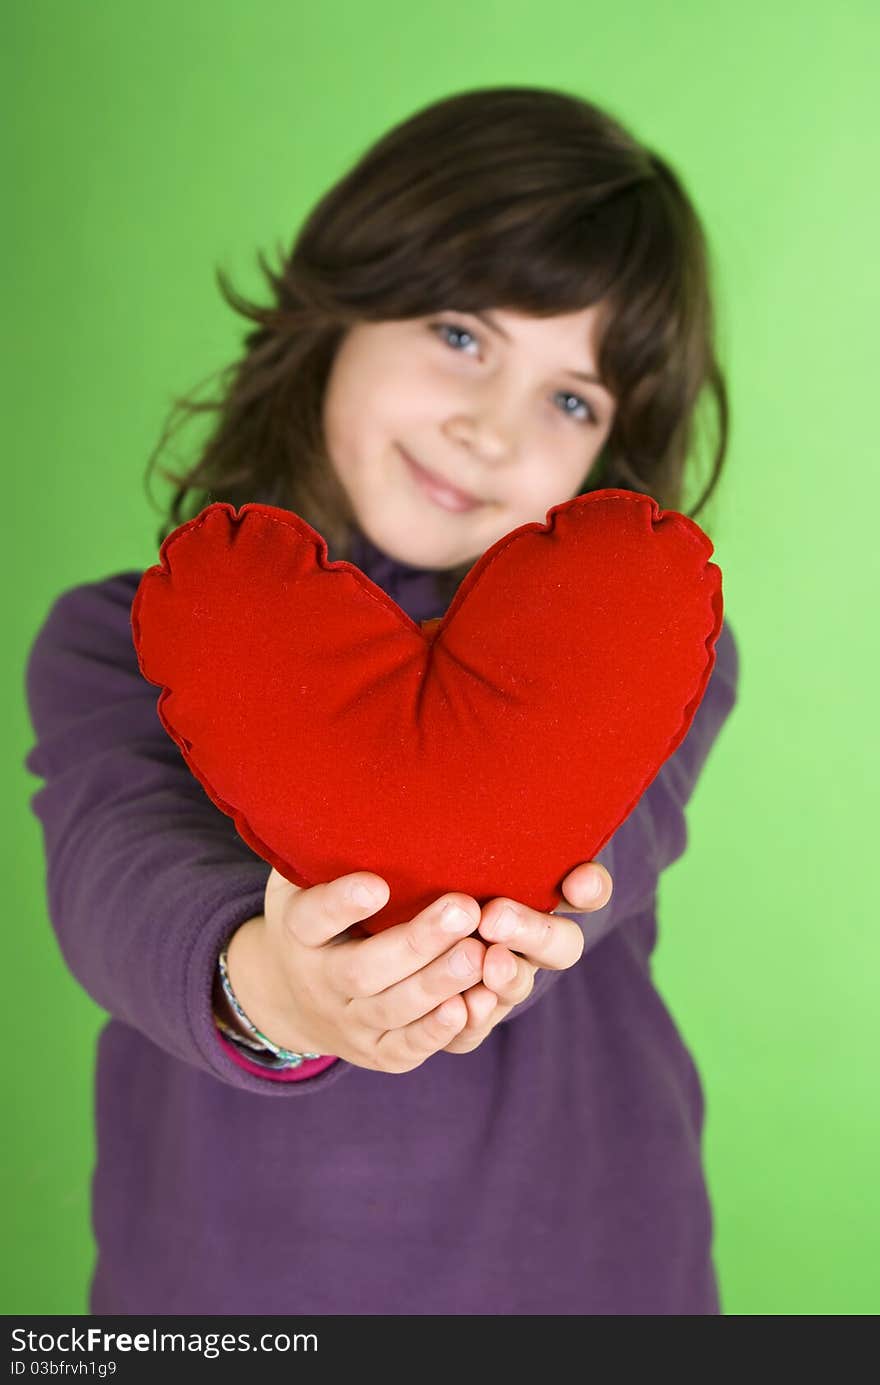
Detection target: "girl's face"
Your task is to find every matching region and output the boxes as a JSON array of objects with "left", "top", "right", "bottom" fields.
[{"left": 321, "top": 305, "right": 617, "bottom": 570}]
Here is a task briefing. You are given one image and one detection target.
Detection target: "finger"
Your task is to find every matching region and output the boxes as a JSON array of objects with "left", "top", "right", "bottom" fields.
[
  {"left": 557, "top": 862, "right": 613, "bottom": 912},
  {"left": 481, "top": 946, "right": 537, "bottom": 1006},
  {"left": 460, "top": 982, "right": 499, "bottom": 1030},
  {"left": 274, "top": 868, "right": 391, "bottom": 948},
  {"left": 478, "top": 899, "right": 585, "bottom": 971},
  {"left": 329, "top": 892, "right": 481, "bottom": 998},
  {"left": 352, "top": 935, "right": 487, "bottom": 1032},
  {"left": 375, "top": 993, "right": 471, "bottom": 1072},
  {"left": 442, "top": 984, "right": 501, "bottom": 1053}
]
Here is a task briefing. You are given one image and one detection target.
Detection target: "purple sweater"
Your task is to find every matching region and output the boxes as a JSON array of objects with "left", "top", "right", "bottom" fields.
[{"left": 24, "top": 526, "right": 739, "bottom": 1315}]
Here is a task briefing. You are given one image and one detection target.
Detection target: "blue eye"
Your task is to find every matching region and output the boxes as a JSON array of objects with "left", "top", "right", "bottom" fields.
[
  {"left": 428, "top": 320, "right": 597, "bottom": 425},
  {"left": 555, "top": 391, "right": 595, "bottom": 425},
  {"left": 430, "top": 321, "right": 478, "bottom": 353}
]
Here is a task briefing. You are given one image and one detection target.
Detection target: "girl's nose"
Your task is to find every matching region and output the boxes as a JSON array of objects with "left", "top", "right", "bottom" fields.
[
  {"left": 444, "top": 415, "right": 518, "bottom": 470},
  {"left": 445, "top": 377, "right": 524, "bottom": 466}
]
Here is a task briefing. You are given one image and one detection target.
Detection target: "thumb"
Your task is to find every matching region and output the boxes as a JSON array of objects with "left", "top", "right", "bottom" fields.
[
  {"left": 264, "top": 864, "right": 306, "bottom": 908},
  {"left": 559, "top": 861, "right": 613, "bottom": 911}
]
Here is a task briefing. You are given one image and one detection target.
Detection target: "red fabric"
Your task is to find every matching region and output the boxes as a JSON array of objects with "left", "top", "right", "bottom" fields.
[{"left": 131, "top": 491, "right": 723, "bottom": 934}]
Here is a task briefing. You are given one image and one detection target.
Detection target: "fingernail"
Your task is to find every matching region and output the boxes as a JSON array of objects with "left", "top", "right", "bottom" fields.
[
  {"left": 351, "top": 880, "right": 380, "bottom": 907},
  {"left": 449, "top": 947, "right": 475, "bottom": 978},
  {"left": 491, "top": 905, "right": 519, "bottom": 940},
  {"left": 583, "top": 870, "right": 604, "bottom": 900},
  {"left": 440, "top": 902, "right": 472, "bottom": 933},
  {"left": 438, "top": 1000, "right": 461, "bottom": 1027},
  {"left": 496, "top": 955, "right": 518, "bottom": 983}
]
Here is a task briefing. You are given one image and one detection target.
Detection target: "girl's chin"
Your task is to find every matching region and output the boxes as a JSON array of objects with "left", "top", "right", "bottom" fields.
[
  {"left": 359, "top": 521, "right": 482, "bottom": 571},
  {"left": 380, "top": 535, "right": 477, "bottom": 571}
]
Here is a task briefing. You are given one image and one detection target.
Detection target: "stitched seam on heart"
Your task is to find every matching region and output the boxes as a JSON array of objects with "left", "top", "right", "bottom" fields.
[
  {"left": 432, "top": 491, "right": 715, "bottom": 642},
  {"left": 150, "top": 682, "right": 319, "bottom": 895},
  {"left": 135, "top": 502, "right": 428, "bottom": 649},
  {"left": 135, "top": 493, "right": 713, "bottom": 660},
  {"left": 148, "top": 500, "right": 721, "bottom": 903},
  {"left": 138, "top": 492, "right": 721, "bottom": 797},
  {"left": 133, "top": 489, "right": 723, "bottom": 928},
  {"left": 131, "top": 502, "right": 424, "bottom": 897},
  {"left": 584, "top": 577, "right": 724, "bottom": 865},
  {"left": 230, "top": 504, "right": 427, "bottom": 634}
]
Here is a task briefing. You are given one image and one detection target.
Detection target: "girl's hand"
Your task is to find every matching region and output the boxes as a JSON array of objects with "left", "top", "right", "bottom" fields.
[
  {"left": 223, "top": 867, "right": 491, "bottom": 1074},
  {"left": 440, "top": 862, "right": 614, "bottom": 1055}
]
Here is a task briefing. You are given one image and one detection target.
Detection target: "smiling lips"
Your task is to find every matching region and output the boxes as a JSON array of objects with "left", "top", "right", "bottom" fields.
[{"left": 399, "top": 446, "right": 483, "bottom": 513}]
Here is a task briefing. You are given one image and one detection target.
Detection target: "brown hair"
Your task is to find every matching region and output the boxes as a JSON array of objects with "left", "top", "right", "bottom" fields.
[{"left": 144, "top": 85, "right": 729, "bottom": 603}]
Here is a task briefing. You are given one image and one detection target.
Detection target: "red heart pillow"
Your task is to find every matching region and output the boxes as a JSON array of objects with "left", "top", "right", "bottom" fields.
[{"left": 131, "top": 491, "right": 723, "bottom": 933}]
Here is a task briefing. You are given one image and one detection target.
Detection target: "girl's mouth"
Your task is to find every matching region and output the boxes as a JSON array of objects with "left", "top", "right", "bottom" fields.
[{"left": 399, "top": 446, "right": 483, "bottom": 513}]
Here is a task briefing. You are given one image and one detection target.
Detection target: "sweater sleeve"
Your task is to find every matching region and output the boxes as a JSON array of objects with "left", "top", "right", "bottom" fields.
[
  {"left": 500, "top": 617, "right": 741, "bottom": 1025},
  {"left": 23, "top": 571, "right": 351, "bottom": 1097}
]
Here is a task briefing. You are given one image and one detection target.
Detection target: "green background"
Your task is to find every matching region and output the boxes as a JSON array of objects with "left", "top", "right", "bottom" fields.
[{"left": 5, "top": 0, "right": 877, "bottom": 1315}]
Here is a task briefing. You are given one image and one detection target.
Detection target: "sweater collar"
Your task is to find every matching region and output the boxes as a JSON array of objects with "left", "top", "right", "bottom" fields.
[
  {"left": 250, "top": 491, "right": 451, "bottom": 623},
  {"left": 344, "top": 528, "right": 447, "bottom": 624}
]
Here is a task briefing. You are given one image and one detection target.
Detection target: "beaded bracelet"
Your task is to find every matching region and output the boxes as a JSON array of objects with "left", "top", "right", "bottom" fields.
[
  {"left": 217, "top": 943, "right": 321, "bottom": 1069},
  {"left": 216, "top": 1018, "right": 315, "bottom": 1071}
]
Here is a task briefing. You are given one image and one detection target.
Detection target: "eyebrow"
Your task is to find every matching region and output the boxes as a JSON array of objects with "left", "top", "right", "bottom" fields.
[{"left": 472, "top": 309, "right": 608, "bottom": 390}]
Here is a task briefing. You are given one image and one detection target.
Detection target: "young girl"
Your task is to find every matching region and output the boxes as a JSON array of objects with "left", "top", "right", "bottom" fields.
[{"left": 24, "top": 85, "right": 739, "bottom": 1315}]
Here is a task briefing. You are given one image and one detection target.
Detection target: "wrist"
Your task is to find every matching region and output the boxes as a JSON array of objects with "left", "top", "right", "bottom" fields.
[{"left": 222, "top": 915, "right": 319, "bottom": 1058}]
